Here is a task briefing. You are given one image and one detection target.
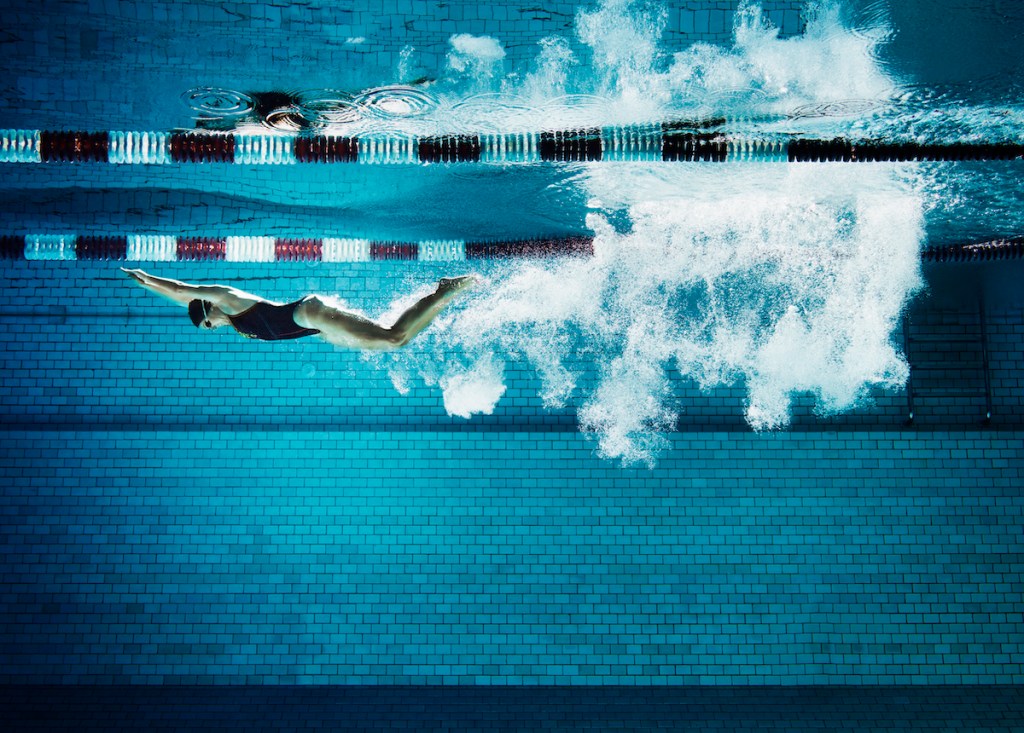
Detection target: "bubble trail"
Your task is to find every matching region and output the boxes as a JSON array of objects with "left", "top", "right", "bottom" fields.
[{"left": 365, "top": 1, "right": 930, "bottom": 465}]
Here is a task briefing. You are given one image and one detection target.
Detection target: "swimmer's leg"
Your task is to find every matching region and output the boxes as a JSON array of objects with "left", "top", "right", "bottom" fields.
[
  {"left": 296, "top": 276, "right": 477, "bottom": 349},
  {"left": 388, "top": 276, "right": 477, "bottom": 346}
]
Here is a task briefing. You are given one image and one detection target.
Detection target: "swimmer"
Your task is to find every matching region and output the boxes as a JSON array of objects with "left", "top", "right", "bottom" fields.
[
  {"left": 122, "top": 268, "right": 476, "bottom": 349},
  {"left": 195, "top": 84, "right": 435, "bottom": 131}
]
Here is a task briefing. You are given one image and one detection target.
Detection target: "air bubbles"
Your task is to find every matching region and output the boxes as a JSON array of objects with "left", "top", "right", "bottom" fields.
[
  {"left": 540, "top": 94, "right": 611, "bottom": 128},
  {"left": 297, "top": 90, "right": 363, "bottom": 126},
  {"left": 262, "top": 106, "right": 310, "bottom": 132},
  {"left": 353, "top": 85, "right": 438, "bottom": 119},
  {"left": 449, "top": 93, "right": 538, "bottom": 133},
  {"left": 183, "top": 87, "right": 255, "bottom": 118},
  {"left": 183, "top": 87, "right": 310, "bottom": 132},
  {"left": 789, "top": 99, "right": 885, "bottom": 119},
  {"left": 545, "top": 93, "right": 610, "bottom": 109}
]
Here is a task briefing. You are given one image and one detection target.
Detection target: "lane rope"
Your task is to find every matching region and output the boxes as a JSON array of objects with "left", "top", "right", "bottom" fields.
[
  {"left": 0, "top": 234, "right": 594, "bottom": 261},
  {"left": 3, "top": 128, "right": 1022, "bottom": 164},
  {"left": 1, "top": 233, "right": 1019, "bottom": 263}
]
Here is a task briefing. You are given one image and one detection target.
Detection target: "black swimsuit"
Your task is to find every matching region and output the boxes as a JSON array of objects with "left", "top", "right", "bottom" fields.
[{"left": 228, "top": 299, "right": 321, "bottom": 341}]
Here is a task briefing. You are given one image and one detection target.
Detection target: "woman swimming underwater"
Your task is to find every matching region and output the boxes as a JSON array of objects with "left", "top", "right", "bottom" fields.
[{"left": 123, "top": 268, "right": 476, "bottom": 349}]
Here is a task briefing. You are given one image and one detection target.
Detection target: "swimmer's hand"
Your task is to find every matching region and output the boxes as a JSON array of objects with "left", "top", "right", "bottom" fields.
[
  {"left": 121, "top": 267, "right": 147, "bottom": 285},
  {"left": 437, "top": 275, "right": 479, "bottom": 295}
]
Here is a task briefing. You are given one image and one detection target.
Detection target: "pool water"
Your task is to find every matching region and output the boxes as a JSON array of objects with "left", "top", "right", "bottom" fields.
[{"left": 0, "top": 0, "right": 1022, "bottom": 729}]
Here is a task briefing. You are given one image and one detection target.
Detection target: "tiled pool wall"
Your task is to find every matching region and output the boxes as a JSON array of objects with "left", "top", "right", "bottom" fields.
[
  {"left": 0, "top": 260, "right": 1021, "bottom": 433},
  {"left": 0, "top": 0, "right": 806, "bottom": 130},
  {"left": 1, "top": 428, "right": 1023, "bottom": 686},
  {"left": 0, "top": 258, "right": 1022, "bottom": 690}
]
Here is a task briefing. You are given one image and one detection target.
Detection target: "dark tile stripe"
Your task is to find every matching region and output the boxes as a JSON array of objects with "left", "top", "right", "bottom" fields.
[{"left": 1, "top": 685, "right": 1021, "bottom": 731}]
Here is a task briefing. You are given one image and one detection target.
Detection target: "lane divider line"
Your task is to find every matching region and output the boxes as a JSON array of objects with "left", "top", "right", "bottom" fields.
[
  {"left": 4, "top": 128, "right": 1022, "bottom": 164},
  {"left": 0, "top": 234, "right": 595, "bottom": 261},
  {"left": 1, "top": 233, "right": 1018, "bottom": 263}
]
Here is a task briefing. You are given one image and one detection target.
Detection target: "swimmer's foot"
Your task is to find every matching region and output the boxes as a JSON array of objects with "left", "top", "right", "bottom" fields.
[{"left": 437, "top": 275, "right": 479, "bottom": 295}]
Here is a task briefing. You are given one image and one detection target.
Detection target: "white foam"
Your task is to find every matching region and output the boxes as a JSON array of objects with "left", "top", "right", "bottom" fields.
[
  {"left": 446, "top": 34, "right": 507, "bottom": 80},
  {"left": 364, "top": 1, "right": 924, "bottom": 464},
  {"left": 383, "top": 0, "right": 901, "bottom": 135},
  {"left": 440, "top": 357, "right": 507, "bottom": 419},
  {"left": 404, "top": 165, "right": 923, "bottom": 463},
  {"left": 518, "top": 36, "right": 577, "bottom": 101},
  {"left": 575, "top": 0, "right": 667, "bottom": 113},
  {"left": 666, "top": 1, "right": 896, "bottom": 119}
]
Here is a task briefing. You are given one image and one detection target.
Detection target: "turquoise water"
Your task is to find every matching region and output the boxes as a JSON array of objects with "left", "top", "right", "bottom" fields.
[{"left": 0, "top": 0, "right": 1022, "bottom": 728}]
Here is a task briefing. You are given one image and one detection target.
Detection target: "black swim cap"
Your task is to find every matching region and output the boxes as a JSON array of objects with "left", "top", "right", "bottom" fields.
[{"left": 188, "top": 299, "right": 212, "bottom": 327}]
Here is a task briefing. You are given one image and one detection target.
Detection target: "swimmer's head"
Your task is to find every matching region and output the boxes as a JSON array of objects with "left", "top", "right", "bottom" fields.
[{"left": 188, "top": 299, "right": 216, "bottom": 329}]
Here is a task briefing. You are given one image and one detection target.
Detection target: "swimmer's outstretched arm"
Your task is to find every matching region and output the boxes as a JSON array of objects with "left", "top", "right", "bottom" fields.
[{"left": 121, "top": 268, "right": 262, "bottom": 313}]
